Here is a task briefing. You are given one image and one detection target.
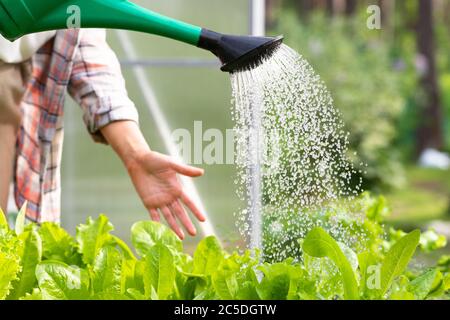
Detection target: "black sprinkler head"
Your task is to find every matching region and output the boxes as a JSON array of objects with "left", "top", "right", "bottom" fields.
[{"left": 198, "top": 29, "right": 284, "bottom": 73}]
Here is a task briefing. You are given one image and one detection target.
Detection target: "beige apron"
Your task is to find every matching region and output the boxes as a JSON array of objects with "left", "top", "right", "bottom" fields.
[{"left": 0, "top": 60, "right": 32, "bottom": 210}]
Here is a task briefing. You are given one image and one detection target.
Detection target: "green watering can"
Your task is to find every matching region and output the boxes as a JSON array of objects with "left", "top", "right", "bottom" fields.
[{"left": 0, "top": 0, "right": 283, "bottom": 72}]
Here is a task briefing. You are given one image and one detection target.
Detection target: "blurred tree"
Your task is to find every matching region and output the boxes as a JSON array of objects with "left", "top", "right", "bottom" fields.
[
  {"left": 416, "top": 0, "right": 444, "bottom": 154},
  {"left": 379, "top": 0, "right": 395, "bottom": 31},
  {"left": 326, "top": 0, "right": 334, "bottom": 16},
  {"left": 266, "top": 0, "right": 283, "bottom": 28},
  {"left": 283, "top": 0, "right": 345, "bottom": 18},
  {"left": 295, "top": 0, "right": 313, "bottom": 18},
  {"left": 284, "top": 0, "right": 364, "bottom": 19},
  {"left": 344, "top": 0, "right": 357, "bottom": 16}
]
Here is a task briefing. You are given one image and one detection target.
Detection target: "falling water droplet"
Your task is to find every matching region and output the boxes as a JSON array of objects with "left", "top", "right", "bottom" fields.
[{"left": 230, "top": 44, "right": 365, "bottom": 262}]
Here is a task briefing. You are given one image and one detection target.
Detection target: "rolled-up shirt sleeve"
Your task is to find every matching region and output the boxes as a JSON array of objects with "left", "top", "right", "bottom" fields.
[{"left": 68, "top": 29, "right": 139, "bottom": 144}]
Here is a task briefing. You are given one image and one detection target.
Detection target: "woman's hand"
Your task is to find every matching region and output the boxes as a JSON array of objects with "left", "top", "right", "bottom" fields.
[
  {"left": 126, "top": 150, "right": 205, "bottom": 239},
  {"left": 100, "top": 120, "right": 205, "bottom": 239}
]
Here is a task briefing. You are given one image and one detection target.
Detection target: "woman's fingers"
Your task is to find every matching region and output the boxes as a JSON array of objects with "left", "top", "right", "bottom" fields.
[
  {"left": 149, "top": 208, "right": 160, "bottom": 222},
  {"left": 161, "top": 206, "right": 184, "bottom": 240},
  {"left": 171, "top": 161, "right": 204, "bottom": 177},
  {"left": 171, "top": 201, "right": 196, "bottom": 236},
  {"left": 181, "top": 191, "right": 206, "bottom": 222}
]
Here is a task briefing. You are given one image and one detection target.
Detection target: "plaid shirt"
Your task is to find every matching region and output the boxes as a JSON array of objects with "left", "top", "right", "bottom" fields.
[{"left": 15, "top": 29, "right": 139, "bottom": 223}]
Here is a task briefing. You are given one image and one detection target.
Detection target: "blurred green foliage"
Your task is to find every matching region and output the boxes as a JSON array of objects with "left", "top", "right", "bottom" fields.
[
  {"left": 272, "top": 12, "right": 414, "bottom": 189},
  {"left": 386, "top": 166, "right": 450, "bottom": 224}
]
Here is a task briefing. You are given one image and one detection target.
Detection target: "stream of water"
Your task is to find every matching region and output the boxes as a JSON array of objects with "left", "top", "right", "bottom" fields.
[{"left": 231, "top": 44, "right": 364, "bottom": 261}]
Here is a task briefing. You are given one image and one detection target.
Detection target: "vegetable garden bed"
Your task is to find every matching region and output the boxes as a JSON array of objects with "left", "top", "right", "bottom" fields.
[{"left": 0, "top": 196, "right": 449, "bottom": 300}]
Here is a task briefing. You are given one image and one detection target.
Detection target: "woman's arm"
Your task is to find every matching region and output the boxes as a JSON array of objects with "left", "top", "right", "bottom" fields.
[
  {"left": 68, "top": 29, "right": 139, "bottom": 144},
  {"left": 67, "top": 30, "right": 205, "bottom": 239}
]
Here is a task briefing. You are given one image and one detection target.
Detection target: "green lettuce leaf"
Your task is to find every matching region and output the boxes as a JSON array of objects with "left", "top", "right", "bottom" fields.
[
  {"left": 212, "top": 251, "right": 259, "bottom": 300},
  {"left": 193, "top": 236, "right": 224, "bottom": 276},
  {"left": 131, "top": 221, "right": 182, "bottom": 257},
  {"left": 92, "top": 246, "right": 123, "bottom": 294},
  {"left": 380, "top": 229, "right": 420, "bottom": 296},
  {"left": 91, "top": 293, "right": 131, "bottom": 300},
  {"left": 357, "top": 251, "right": 380, "bottom": 298},
  {"left": 20, "top": 288, "right": 43, "bottom": 300},
  {"left": 303, "top": 227, "right": 359, "bottom": 300},
  {"left": 256, "top": 261, "right": 303, "bottom": 300},
  {"left": 14, "top": 201, "right": 27, "bottom": 235},
  {"left": 112, "top": 235, "right": 136, "bottom": 260},
  {"left": 39, "top": 222, "right": 80, "bottom": 264},
  {"left": 212, "top": 264, "right": 239, "bottom": 299},
  {"left": 120, "top": 258, "right": 138, "bottom": 293},
  {"left": 8, "top": 226, "right": 42, "bottom": 299},
  {"left": 143, "top": 244, "right": 175, "bottom": 299},
  {"left": 35, "top": 261, "right": 90, "bottom": 300},
  {"left": 0, "top": 207, "right": 7, "bottom": 228},
  {"left": 0, "top": 251, "right": 21, "bottom": 299},
  {"left": 126, "top": 288, "right": 147, "bottom": 300},
  {"left": 76, "top": 215, "right": 115, "bottom": 265},
  {"left": 408, "top": 268, "right": 444, "bottom": 299},
  {"left": 133, "top": 260, "right": 146, "bottom": 294}
]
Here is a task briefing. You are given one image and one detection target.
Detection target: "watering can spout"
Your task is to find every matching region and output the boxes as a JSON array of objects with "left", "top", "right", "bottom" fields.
[
  {"left": 0, "top": 0, "right": 283, "bottom": 72},
  {"left": 198, "top": 29, "right": 283, "bottom": 72}
]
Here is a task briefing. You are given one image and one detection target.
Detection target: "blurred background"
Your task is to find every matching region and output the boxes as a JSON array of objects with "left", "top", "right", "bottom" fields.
[
  {"left": 55, "top": 0, "right": 449, "bottom": 250},
  {"left": 265, "top": 0, "right": 450, "bottom": 232}
]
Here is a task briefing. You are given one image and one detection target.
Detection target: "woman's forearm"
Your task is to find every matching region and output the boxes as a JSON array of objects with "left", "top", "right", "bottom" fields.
[{"left": 100, "top": 120, "right": 150, "bottom": 169}]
